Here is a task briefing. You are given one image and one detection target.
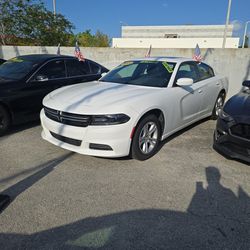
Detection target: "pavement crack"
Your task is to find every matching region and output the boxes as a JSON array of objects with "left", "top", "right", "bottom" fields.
[{"left": 216, "top": 227, "right": 227, "bottom": 238}]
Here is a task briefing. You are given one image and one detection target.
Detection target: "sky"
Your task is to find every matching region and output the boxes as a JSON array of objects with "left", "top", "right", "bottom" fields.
[{"left": 43, "top": 0, "right": 250, "bottom": 41}]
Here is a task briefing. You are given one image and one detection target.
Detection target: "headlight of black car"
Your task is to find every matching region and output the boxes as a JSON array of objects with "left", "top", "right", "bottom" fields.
[
  {"left": 218, "top": 110, "right": 234, "bottom": 122},
  {"left": 91, "top": 114, "right": 130, "bottom": 125}
]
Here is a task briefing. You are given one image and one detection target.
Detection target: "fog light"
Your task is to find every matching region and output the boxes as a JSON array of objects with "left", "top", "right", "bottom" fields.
[
  {"left": 215, "top": 129, "right": 227, "bottom": 140},
  {"left": 89, "top": 143, "right": 113, "bottom": 151}
]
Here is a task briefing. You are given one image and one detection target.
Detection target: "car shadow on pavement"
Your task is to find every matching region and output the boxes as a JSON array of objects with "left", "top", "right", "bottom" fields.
[
  {"left": 0, "top": 152, "right": 74, "bottom": 214},
  {"left": 103, "top": 117, "right": 211, "bottom": 162},
  {"left": 0, "top": 120, "right": 41, "bottom": 140},
  {"left": 0, "top": 166, "right": 249, "bottom": 249},
  {"left": 157, "top": 117, "right": 211, "bottom": 153}
]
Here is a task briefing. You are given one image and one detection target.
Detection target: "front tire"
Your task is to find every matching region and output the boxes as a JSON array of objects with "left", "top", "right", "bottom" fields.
[
  {"left": 131, "top": 114, "right": 161, "bottom": 161},
  {"left": 211, "top": 92, "right": 225, "bottom": 120},
  {"left": 0, "top": 105, "right": 10, "bottom": 136}
]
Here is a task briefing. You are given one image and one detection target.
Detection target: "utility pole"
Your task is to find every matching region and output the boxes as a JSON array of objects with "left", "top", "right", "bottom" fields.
[
  {"left": 243, "top": 21, "right": 250, "bottom": 48},
  {"left": 53, "top": 0, "right": 56, "bottom": 17},
  {"left": 222, "top": 0, "right": 232, "bottom": 49}
]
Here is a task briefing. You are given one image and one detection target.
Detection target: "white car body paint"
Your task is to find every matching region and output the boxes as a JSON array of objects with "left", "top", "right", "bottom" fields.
[{"left": 40, "top": 57, "right": 228, "bottom": 158}]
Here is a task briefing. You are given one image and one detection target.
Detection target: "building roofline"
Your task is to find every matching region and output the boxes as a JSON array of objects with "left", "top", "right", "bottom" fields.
[{"left": 122, "top": 24, "right": 234, "bottom": 29}]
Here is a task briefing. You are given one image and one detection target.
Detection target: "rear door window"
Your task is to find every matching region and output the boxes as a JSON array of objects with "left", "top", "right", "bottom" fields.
[
  {"left": 65, "top": 59, "right": 91, "bottom": 77},
  {"left": 89, "top": 61, "right": 101, "bottom": 74}
]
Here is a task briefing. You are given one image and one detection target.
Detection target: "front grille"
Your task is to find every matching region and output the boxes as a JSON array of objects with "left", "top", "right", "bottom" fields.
[
  {"left": 50, "top": 131, "right": 82, "bottom": 146},
  {"left": 230, "top": 124, "right": 250, "bottom": 140},
  {"left": 44, "top": 106, "right": 91, "bottom": 127}
]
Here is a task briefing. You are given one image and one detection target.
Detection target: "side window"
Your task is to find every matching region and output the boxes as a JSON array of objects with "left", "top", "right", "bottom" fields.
[
  {"left": 65, "top": 59, "right": 91, "bottom": 77},
  {"left": 176, "top": 63, "right": 199, "bottom": 83},
  {"left": 89, "top": 61, "right": 101, "bottom": 74},
  {"left": 34, "top": 60, "right": 66, "bottom": 80},
  {"left": 197, "top": 63, "right": 214, "bottom": 80}
]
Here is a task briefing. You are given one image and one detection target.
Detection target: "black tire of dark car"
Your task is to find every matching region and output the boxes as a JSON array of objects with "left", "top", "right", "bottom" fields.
[
  {"left": 131, "top": 114, "right": 161, "bottom": 161},
  {"left": 0, "top": 105, "right": 10, "bottom": 136},
  {"left": 211, "top": 92, "right": 225, "bottom": 120}
]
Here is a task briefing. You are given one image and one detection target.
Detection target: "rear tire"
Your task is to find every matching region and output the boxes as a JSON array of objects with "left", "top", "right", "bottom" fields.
[
  {"left": 0, "top": 105, "right": 10, "bottom": 136},
  {"left": 211, "top": 92, "right": 225, "bottom": 120},
  {"left": 131, "top": 114, "right": 161, "bottom": 161}
]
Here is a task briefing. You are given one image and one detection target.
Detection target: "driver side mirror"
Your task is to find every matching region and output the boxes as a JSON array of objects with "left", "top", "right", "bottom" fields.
[
  {"left": 176, "top": 78, "right": 193, "bottom": 86},
  {"left": 35, "top": 75, "right": 48, "bottom": 82}
]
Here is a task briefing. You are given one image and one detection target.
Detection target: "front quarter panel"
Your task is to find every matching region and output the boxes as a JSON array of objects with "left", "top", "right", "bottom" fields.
[{"left": 127, "top": 88, "right": 182, "bottom": 139}]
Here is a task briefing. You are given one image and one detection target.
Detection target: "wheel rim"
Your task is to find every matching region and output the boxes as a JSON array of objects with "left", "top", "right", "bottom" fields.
[
  {"left": 215, "top": 96, "right": 224, "bottom": 116},
  {"left": 139, "top": 121, "right": 158, "bottom": 154}
]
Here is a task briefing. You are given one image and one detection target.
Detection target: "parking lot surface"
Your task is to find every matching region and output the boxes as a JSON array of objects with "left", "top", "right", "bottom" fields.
[{"left": 0, "top": 120, "right": 249, "bottom": 249}]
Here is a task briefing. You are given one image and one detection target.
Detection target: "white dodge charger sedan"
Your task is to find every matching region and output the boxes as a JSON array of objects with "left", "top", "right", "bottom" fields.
[{"left": 40, "top": 57, "right": 228, "bottom": 160}]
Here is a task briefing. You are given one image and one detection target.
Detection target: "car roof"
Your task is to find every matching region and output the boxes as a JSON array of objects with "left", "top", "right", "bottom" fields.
[
  {"left": 14, "top": 54, "right": 81, "bottom": 63},
  {"left": 132, "top": 57, "right": 196, "bottom": 63}
]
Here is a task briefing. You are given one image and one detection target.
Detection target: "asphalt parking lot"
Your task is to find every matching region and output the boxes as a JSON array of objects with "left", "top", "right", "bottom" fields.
[{"left": 0, "top": 119, "right": 249, "bottom": 249}]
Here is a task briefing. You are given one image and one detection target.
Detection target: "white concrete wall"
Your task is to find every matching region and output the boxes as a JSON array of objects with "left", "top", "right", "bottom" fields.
[
  {"left": 112, "top": 38, "right": 239, "bottom": 48},
  {"left": 0, "top": 46, "right": 249, "bottom": 99}
]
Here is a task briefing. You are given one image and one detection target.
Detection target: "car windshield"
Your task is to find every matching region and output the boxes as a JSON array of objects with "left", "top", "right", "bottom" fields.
[
  {"left": 0, "top": 57, "right": 39, "bottom": 80},
  {"left": 100, "top": 60, "right": 176, "bottom": 87}
]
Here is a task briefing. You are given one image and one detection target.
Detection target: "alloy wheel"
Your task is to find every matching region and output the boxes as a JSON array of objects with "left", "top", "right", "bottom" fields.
[
  {"left": 215, "top": 96, "right": 224, "bottom": 116},
  {"left": 139, "top": 121, "right": 158, "bottom": 154}
]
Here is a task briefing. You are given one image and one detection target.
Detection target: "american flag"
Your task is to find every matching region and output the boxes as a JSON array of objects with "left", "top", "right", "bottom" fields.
[
  {"left": 74, "top": 41, "right": 85, "bottom": 61},
  {"left": 145, "top": 45, "right": 152, "bottom": 57},
  {"left": 56, "top": 43, "right": 60, "bottom": 55},
  {"left": 193, "top": 44, "right": 202, "bottom": 62}
]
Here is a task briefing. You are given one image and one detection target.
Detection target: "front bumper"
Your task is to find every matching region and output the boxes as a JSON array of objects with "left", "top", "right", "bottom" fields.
[
  {"left": 213, "top": 118, "right": 250, "bottom": 164},
  {"left": 40, "top": 109, "right": 133, "bottom": 158}
]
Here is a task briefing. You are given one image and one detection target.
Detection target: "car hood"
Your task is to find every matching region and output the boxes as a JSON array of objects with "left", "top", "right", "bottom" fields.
[
  {"left": 224, "top": 91, "right": 250, "bottom": 121},
  {"left": 0, "top": 78, "right": 17, "bottom": 85},
  {"left": 43, "top": 81, "right": 161, "bottom": 113}
]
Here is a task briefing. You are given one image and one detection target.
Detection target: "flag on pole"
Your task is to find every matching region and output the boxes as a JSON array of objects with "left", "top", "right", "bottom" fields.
[
  {"left": 145, "top": 45, "right": 152, "bottom": 57},
  {"left": 56, "top": 43, "right": 60, "bottom": 55},
  {"left": 74, "top": 41, "right": 85, "bottom": 61},
  {"left": 193, "top": 44, "right": 202, "bottom": 62}
]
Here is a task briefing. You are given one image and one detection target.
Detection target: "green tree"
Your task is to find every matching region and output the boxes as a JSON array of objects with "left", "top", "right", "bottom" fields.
[
  {"left": 0, "top": 0, "right": 28, "bottom": 45},
  {"left": 94, "top": 30, "right": 110, "bottom": 47},
  {"left": 76, "top": 30, "right": 95, "bottom": 47},
  {"left": 0, "top": 0, "right": 74, "bottom": 46},
  {"left": 71, "top": 29, "right": 110, "bottom": 47}
]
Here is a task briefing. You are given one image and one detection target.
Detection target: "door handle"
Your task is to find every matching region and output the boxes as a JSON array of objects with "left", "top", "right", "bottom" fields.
[
  {"left": 198, "top": 89, "right": 203, "bottom": 93},
  {"left": 216, "top": 82, "right": 220, "bottom": 86}
]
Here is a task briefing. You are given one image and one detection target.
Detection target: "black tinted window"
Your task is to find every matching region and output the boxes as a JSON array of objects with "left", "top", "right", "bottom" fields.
[
  {"left": 66, "top": 59, "right": 91, "bottom": 77},
  {"left": 0, "top": 57, "right": 39, "bottom": 80},
  {"left": 198, "top": 63, "right": 214, "bottom": 80},
  {"left": 89, "top": 61, "right": 101, "bottom": 74},
  {"left": 35, "top": 60, "right": 66, "bottom": 80}
]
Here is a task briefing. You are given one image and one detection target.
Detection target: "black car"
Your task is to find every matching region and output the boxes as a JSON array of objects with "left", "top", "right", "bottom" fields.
[
  {"left": 213, "top": 80, "right": 250, "bottom": 163},
  {"left": 0, "top": 54, "right": 108, "bottom": 135},
  {"left": 0, "top": 59, "right": 6, "bottom": 65}
]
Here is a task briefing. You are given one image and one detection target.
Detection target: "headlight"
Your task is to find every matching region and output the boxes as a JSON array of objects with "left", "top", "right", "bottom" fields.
[
  {"left": 241, "top": 86, "right": 250, "bottom": 93},
  {"left": 90, "top": 114, "right": 130, "bottom": 125},
  {"left": 218, "top": 110, "right": 234, "bottom": 122}
]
